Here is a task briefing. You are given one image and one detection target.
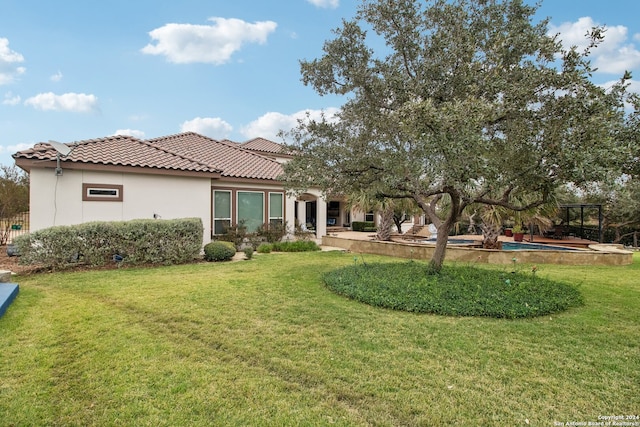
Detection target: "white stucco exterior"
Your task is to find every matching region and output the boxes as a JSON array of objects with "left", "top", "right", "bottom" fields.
[
  {"left": 28, "top": 168, "right": 320, "bottom": 246},
  {"left": 29, "top": 168, "right": 213, "bottom": 244}
]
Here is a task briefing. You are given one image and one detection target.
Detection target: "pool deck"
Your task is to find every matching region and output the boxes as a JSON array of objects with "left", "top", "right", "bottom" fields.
[{"left": 521, "top": 235, "right": 596, "bottom": 249}]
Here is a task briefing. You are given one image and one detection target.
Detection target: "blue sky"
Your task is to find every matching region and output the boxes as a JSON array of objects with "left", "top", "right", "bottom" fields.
[{"left": 1, "top": 0, "right": 639, "bottom": 167}]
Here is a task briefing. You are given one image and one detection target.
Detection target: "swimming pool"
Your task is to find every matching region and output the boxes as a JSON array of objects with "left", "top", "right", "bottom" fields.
[{"left": 419, "top": 239, "right": 582, "bottom": 251}]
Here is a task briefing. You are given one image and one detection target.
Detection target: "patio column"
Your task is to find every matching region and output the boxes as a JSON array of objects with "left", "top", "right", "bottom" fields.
[
  {"left": 316, "top": 199, "right": 327, "bottom": 238},
  {"left": 297, "top": 201, "right": 307, "bottom": 229},
  {"left": 285, "top": 195, "right": 296, "bottom": 239}
]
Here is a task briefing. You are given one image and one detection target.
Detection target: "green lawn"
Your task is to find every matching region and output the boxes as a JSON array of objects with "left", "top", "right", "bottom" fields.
[{"left": 1, "top": 251, "right": 638, "bottom": 426}]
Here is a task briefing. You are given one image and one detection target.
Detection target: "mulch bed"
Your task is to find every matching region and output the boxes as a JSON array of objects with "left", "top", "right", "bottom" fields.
[{"left": 0, "top": 245, "right": 35, "bottom": 275}]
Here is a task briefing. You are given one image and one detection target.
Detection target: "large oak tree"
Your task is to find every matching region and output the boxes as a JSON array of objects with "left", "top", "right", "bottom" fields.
[{"left": 282, "top": 0, "right": 636, "bottom": 271}]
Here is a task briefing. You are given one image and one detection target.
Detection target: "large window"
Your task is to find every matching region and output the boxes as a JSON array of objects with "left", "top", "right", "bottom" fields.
[
  {"left": 213, "top": 191, "right": 231, "bottom": 235},
  {"left": 213, "top": 189, "right": 285, "bottom": 235},
  {"left": 269, "top": 193, "right": 283, "bottom": 226},
  {"left": 237, "top": 191, "right": 264, "bottom": 233}
]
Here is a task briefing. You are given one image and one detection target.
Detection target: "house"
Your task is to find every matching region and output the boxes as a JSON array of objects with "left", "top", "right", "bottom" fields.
[{"left": 12, "top": 132, "right": 339, "bottom": 245}]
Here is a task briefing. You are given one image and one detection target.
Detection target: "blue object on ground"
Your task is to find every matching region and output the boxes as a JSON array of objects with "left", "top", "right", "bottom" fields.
[{"left": 0, "top": 283, "right": 19, "bottom": 318}]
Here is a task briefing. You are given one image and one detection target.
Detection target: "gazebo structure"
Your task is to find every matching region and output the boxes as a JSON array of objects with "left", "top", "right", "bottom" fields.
[
  {"left": 559, "top": 203, "right": 603, "bottom": 243},
  {"left": 527, "top": 203, "right": 603, "bottom": 245}
]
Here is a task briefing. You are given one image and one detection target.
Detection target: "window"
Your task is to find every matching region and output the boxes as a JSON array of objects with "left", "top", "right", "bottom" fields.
[
  {"left": 269, "top": 193, "right": 283, "bottom": 226},
  {"left": 82, "top": 183, "right": 123, "bottom": 202},
  {"left": 237, "top": 191, "right": 264, "bottom": 233},
  {"left": 213, "top": 190, "right": 231, "bottom": 235},
  {"left": 365, "top": 211, "right": 375, "bottom": 222}
]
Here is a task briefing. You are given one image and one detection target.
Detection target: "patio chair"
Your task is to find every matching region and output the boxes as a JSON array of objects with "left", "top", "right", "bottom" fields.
[{"left": 552, "top": 226, "right": 565, "bottom": 239}]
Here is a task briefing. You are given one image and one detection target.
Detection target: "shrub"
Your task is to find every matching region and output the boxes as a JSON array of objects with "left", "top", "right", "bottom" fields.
[
  {"left": 243, "top": 246, "right": 254, "bottom": 260},
  {"left": 352, "top": 221, "right": 376, "bottom": 232},
  {"left": 271, "top": 240, "right": 320, "bottom": 252},
  {"left": 323, "top": 262, "right": 583, "bottom": 319},
  {"left": 204, "top": 241, "right": 236, "bottom": 262},
  {"left": 256, "top": 222, "right": 287, "bottom": 243},
  {"left": 14, "top": 218, "right": 203, "bottom": 270},
  {"left": 257, "top": 243, "right": 272, "bottom": 253},
  {"left": 217, "top": 221, "right": 248, "bottom": 250}
]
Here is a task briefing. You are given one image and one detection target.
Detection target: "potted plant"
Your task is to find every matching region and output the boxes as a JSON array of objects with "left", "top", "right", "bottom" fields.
[
  {"left": 504, "top": 228, "right": 513, "bottom": 237},
  {"left": 512, "top": 224, "right": 525, "bottom": 242}
]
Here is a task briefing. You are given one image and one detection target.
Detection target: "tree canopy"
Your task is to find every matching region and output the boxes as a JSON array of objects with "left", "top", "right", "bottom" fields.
[{"left": 282, "top": 0, "right": 637, "bottom": 270}]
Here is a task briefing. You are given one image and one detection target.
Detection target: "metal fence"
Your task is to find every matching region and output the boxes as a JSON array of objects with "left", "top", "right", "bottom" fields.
[{"left": 1, "top": 211, "right": 29, "bottom": 245}]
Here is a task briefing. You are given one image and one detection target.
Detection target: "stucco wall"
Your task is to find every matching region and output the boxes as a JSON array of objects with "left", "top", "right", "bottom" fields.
[
  {"left": 322, "top": 236, "right": 634, "bottom": 266},
  {"left": 30, "top": 168, "right": 212, "bottom": 244}
]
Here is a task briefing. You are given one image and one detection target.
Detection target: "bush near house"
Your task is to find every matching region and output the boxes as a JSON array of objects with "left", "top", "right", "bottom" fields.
[
  {"left": 256, "top": 243, "right": 272, "bottom": 253},
  {"left": 218, "top": 221, "right": 288, "bottom": 250},
  {"left": 204, "top": 241, "right": 236, "bottom": 262},
  {"left": 13, "top": 218, "right": 203, "bottom": 270},
  {"left": 352, "top": 221, "right": 376, "bottom": 232},
  {"left": 256, "top": 241, "right": 321, "bottom": 253},
  {"left": 270, "top": 241, "right": 321, "bottom": 252}
]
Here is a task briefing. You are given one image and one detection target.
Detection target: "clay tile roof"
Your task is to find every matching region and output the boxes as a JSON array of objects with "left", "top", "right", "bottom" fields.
[
  {"left": 13, "top": 135, "right": 221, "bottom": 174},
  {"left": 241, "top": 137, "right": 285, "bottom": 154},
  {"left": 148, "top": 132, "right": 284, "bottom": 180},
  {"left": 14, "top": 132, "right": 285, "bottom": 181}
]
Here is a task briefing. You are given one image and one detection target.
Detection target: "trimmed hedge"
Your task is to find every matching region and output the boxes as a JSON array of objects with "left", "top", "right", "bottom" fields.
[
  {"left": 352, "top": 221, "right": 376, "bottom": 232},
  {"left": 204, "top": 241, "right": 236, "bottom": 262},
  {"left": 270, "top": 241, "right": 320, "bottom": 252},
  {"left": 14, "top": 218, "right": 203, "bottom": 269},
  {"left": 257, "top": 243, "right": 272, "bottom": 253}
]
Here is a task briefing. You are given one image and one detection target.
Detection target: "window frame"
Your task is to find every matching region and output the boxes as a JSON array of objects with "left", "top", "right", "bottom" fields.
[
  {"left": 268, "top": 192, "right": 284, "bottom": 226},
  {"left": 213, "top": 190, "right": 232, "bottom": 235},
  {"left": 82, "top": 183, "right": 123, "bottom": 202}
]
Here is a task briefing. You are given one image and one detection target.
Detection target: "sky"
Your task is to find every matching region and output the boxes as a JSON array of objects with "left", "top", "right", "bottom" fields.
[{"left": 1, "top": 0, "right": 639, "bottom": 167}]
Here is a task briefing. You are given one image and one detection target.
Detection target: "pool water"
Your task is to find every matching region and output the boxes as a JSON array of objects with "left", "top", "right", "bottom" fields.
[
  {"left": 502, "top": 242, "right": 580, "bottom": 251},
  {"left": 421, "top": 239, "right": 582, "bottom": 251}
]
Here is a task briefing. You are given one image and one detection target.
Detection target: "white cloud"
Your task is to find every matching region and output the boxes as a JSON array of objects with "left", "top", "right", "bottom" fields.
[
  {"left": 113, "top": 129, "right": 145, "bottom": 139},
  {"left": 4, "top": 143, "right": 33, "bottom": 154},
  {"left": 50, "top": 71, "right": 63, "bottom": 82},
  {"left": 306, "top": 0, "right": 339, "bottom": 9},
  {"left": 549, "top": 17, "right": 640, "bottom": 74},
  {"left": 3, "top": 91, "right": 21, "bottom": 105},
  {"left": 0, "top": 38, "right": 26, "bottom": 85},
  {"left": 24, "top": 92, "right": 99, "bottom": 113},
  {"left": 241, "top": 108, "right": 340, "bottom": 140},
  {"left": 141, "top": 17, "right": 277, "bottom": 65},
  {"left": 180, "top": 117, "right": 233, "bottom": 138}
]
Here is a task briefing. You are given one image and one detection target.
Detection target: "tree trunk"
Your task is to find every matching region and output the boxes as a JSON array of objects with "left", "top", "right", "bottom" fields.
[
  {"left": 393, "top": 216, "right": 403, "bottom": 233},
  {"left": 481, "top": 223, "right": 501, "bottom": 249},
  {"left": 429, "top": 224, "right": 451, "bottom": 272},
  {"left": 376, "top": 207, "right": 394, "bottom": 241},
  {"left": 416, "top": 189, "right": 465, "bottom": 273}
]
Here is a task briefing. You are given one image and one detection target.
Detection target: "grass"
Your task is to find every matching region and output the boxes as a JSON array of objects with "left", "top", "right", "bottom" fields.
[
  {"left": 324, "top": 261, "right": 583, "bottom": 318},
  {"left": 1, "top": 251, "right": 639, "bottom": 426}
]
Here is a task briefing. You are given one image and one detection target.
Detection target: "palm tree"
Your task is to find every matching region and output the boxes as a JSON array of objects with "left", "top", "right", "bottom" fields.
[
  {"left": 346, "top": 192, "right": 416, "bottom": 241},
  {"left": 475, "top": 192, "right": 559, "bottom": 249}
]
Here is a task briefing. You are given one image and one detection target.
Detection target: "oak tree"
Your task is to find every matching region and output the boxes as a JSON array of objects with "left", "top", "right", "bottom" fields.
[{"left": 283, "top": 0, "right": 635, "bottom": 271}]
